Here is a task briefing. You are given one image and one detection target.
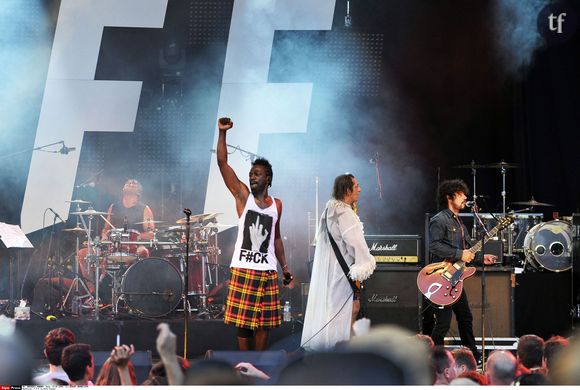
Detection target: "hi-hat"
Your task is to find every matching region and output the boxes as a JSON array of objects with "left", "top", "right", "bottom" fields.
[
  {"left": 62, "top": 227, "right": 86, "bottom": 235},
  {"left": 71, "top": 208, "right": 109, "bottom": 216},
  {"left": 65, "top": 199, "right": 92, "bottom": 204},
  {"left": 511, "top": 197, "right": 554, "bottom": 207},
  {"left": 176, "top": 213, "right": 222, "bottom": 224}
]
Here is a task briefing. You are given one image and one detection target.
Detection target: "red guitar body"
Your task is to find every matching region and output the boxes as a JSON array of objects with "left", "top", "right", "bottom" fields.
[{"left": 416, "top": 261, "right": 476, "bottom": 306}]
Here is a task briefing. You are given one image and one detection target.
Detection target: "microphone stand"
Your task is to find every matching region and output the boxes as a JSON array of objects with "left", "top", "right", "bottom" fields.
[
  {"left": 182, "top": 208, "right": 192, "bottom": 361},
  {"left": 45, "top": 213, "right": 61, "bottom": 316},
  {"left": 472, "top": 202, "right": 488, "bottom": 368},
  {"left": 0, "top": 140, "right": 69, "bottom": 161}
]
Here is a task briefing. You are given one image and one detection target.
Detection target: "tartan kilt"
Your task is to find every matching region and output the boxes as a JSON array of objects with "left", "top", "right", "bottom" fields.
[{"left": 224, "top": 267, "right": 282, "bottom": 329}]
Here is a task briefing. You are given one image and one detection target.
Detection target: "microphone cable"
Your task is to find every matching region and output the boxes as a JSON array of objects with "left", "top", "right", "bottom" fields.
[{"left": 293, "top": 289, "right": 354, "bottom": 353}]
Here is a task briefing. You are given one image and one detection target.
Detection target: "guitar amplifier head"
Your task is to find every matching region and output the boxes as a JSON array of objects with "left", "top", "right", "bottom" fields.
[{"left": 365, "top": 235, "right": 422, "bottom": 267}]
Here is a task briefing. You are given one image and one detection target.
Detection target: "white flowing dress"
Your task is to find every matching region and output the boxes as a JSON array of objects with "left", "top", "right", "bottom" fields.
[{"left": 300, "top": 199, "right": 376, "bottom": 351}]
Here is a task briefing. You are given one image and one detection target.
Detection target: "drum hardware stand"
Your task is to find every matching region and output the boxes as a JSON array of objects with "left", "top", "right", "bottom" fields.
[
  {"left": 182, "top": 208, "right": 192, "bottom": 360},
  {"left": 77, "top": 209, "right": 102, "bottom": 320},
  {"left": 469, "top": 161, "right": 479, "bottom": 238},
  {"left": 62, "top": 203, "right": 93, "bottom": 316},
  {"left": 195, "top": 247, "right": 212, "bottom": 319},
  {"left": 500, "top": 164, "right": 514, "bottom": 258}
]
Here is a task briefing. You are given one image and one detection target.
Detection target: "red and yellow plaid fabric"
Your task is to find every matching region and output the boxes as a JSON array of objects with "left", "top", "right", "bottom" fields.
[{"left": 224, "top": 267, "right": 282, "bottom": 329}]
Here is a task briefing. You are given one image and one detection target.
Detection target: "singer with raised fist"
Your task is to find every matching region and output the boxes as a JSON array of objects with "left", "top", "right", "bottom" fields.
[
  {"left": 426, "top": 179, "right": 497, "bottom": 365},
  {"left": 216, "top": 116, "right": 293, "bottom": 351}
]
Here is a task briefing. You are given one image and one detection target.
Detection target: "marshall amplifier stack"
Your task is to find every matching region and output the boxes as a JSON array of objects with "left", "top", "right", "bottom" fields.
[
  {"left": 364, "top": 235, "right": 422, "bottom": 267},
  {"left": 362, "top": 235, "right": 423, "bottom": 332}
]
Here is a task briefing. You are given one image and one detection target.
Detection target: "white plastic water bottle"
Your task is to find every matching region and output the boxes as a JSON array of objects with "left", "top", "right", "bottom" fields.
[{"left": 283, "top": 301, "right": 291, "bottom": 322}]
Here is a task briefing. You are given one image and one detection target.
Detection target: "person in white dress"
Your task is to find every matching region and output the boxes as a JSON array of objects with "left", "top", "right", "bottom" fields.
[{"left": 301, "top": 173, "right": 376, "bottom": 351}]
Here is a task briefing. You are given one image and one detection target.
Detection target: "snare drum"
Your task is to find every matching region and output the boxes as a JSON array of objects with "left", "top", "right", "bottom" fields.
[
  {"left": 523, "top": 219, "right": 572, "bottom": 272},
  {"left": 105, "top": 228, "right": 142, "bottom": 263}
]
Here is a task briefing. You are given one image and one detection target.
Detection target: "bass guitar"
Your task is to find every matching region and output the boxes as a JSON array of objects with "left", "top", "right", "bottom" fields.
[{"left": 417, "top": 215, "right": 513, "bottom": 306}]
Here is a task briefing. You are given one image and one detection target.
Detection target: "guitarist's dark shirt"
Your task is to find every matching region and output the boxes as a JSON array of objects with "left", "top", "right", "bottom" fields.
[{"left": 429, "top": 209, "right": 483, "bottom": 263}]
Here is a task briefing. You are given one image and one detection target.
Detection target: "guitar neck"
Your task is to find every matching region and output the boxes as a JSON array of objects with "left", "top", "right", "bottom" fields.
[{"left": 468, "top": 223, "right": 503, "bottom": 254}]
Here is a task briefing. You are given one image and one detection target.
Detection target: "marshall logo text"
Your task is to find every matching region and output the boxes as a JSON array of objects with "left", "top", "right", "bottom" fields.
[{"left": 367, "top": 294, "right": 399, "bottom": 304}]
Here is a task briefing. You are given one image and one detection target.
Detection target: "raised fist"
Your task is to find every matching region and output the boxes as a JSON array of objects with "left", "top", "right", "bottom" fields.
[{"left": 218, "top": 117, "right": 233, "bottom": 131}]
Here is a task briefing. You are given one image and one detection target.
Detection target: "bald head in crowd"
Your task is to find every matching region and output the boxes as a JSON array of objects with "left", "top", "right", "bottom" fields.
[{"left": 486, "top": 350, "right": 517, "bottom": 385}]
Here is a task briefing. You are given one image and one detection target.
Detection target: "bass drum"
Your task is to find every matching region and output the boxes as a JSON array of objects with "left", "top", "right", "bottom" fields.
[
  {"left": 121, "top": 257, "right": 183, "bottom": 317},
  {"left": 523, "top": 220, "right": 572, "bottom": 272}
]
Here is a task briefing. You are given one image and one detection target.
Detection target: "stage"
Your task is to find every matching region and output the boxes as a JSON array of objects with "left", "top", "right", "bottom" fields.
[{"left": 17, "top": 317, "right": 303, "bottom": 360}]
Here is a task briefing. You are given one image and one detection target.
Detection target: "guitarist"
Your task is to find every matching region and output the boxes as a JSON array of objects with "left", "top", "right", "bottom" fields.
[{"left": 428, "top": 179, "right": 497, "bottom": 365}]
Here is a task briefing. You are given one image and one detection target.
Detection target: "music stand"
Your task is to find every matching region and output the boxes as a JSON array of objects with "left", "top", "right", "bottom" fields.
[{"left": 0, "top": 222, "right": 34, "bottom": 315}]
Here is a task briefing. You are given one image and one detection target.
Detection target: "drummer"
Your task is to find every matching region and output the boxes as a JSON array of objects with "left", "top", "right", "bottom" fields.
[
  {"left": 101, "top": 179, "right": 155, "bottom": 242},
  {"left": 79, "top": 179, "right": 154, "bottom": 285}
]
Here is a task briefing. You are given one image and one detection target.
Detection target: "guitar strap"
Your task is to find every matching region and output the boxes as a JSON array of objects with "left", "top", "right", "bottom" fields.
[{"left": 324, "top": 208, "right": 360, "bottom": 294}]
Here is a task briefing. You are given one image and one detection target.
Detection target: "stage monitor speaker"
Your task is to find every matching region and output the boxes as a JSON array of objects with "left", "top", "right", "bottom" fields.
[
  {"left": 447, "top": 268, "right": 514, "bottom": 338},
  {"left": 205, "top": 350, "right": 287, "bottom": 379},
  {"left": 362, "top": 266, "right": 421, "bottom": 332},
  {"left": 92, "top": 350, "right": 152, "bottom": 384}
]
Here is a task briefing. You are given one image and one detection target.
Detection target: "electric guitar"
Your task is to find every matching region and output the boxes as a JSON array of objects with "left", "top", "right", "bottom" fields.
[{"left": 417, "top": 215, "right": 513, "bottom": 306}]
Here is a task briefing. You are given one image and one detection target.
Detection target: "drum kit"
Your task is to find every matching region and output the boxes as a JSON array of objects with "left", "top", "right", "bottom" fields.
[
  {"left": 454, "top": 161, "right": 574, "bottom": 273},
  {"left": 59, "top": 201, "right": 230, "bottom": 319}
]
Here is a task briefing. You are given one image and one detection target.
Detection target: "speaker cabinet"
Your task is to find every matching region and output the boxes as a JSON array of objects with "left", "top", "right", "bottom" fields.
[
  {"left": 362, "top": 266, "right": 421, "bottom": 332},
  {"left": 447, "top": 267, "right": 514, "bottom": 337},
  {"left": 514, "top": 271, "right": 572, "bottom": 339},
  {"left": 93, "top": 350, "right": 152, "bottom": 384}
]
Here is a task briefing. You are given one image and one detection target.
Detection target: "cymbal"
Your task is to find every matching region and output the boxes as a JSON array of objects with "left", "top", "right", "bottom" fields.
[
  {"left": 511, "top": 197, "right": 554, "bottom": 207},
  {"left": 62, "top": 227, "right": 86, "bottom": 235},
  {"left": 65, "top": 199, "right": 92, "bottom": 204},
  {"left": 203, "top": 222, "right": 236, "bottom": 229},
  {"left": 453, "top": 161, "right": 519, "bottom": 169},
  {"left": 484, "top": 161, "right": 519, "bottom": 169},
  {"left": 176, "top": 212, "right": 222, "bottom": 224},
  {"left": 453, "top": 162, "right": 489, "bottom": 169},
  {"left": 70, "top": 208, "right": 109, "bottom": 216},
  {"left": 134, "top": 220, "right": 165, "bottom": 225}
]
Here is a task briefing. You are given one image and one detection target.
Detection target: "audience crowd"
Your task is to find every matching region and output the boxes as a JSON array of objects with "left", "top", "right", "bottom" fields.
[{"left": 0, "top": 313, "right": 579, "bottom": 386}]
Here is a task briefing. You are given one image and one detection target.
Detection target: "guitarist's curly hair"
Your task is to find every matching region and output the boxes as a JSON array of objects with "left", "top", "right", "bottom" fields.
[{"left": 437, "top": 179, "right": 469, "bottom": 210}]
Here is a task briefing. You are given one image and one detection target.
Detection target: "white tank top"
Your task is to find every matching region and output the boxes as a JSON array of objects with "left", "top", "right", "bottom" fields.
[{"left": 230, "top": 194, "right": 279, "bottom": 271}]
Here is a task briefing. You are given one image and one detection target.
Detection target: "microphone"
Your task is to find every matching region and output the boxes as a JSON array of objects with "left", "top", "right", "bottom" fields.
[
  {"left": 75, "top": 182, "right": 95, "bottom": 188},
  {"left": 183, "top": 208, "right": 192, "bottom": 217},
  {"left": 59, "top": 144, "right": 76, "bottom": 155},
  {"left": 48, "top": 208, "right": 66, "bottom": 223},
  {"left": 466, "top": 195, "right": 489, "bottom": 207},
  {"left": 123, "top": 216, "right": 128, "bottom": 233}
]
